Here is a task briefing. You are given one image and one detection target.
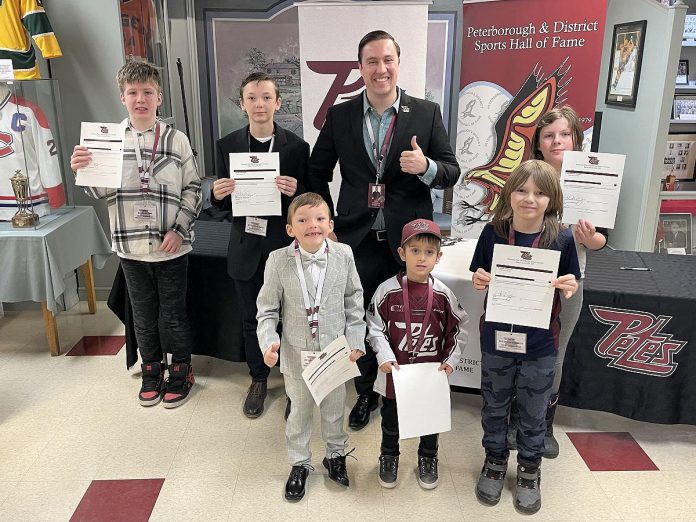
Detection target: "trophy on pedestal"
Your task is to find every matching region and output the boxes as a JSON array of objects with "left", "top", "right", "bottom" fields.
[{"left": 9, "top": 170, "right": 39, "bottom": 228}]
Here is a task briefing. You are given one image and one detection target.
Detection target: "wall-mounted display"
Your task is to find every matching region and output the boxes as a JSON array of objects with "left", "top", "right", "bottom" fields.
[
  {"left": 684, "top": 14, "right": 696, "bottom": 39},
  {"left": 677, "top": 59, "right": 689, "bottom": 85},
  {"left": 605, "top": 19, "right": 647, "bottom": 108},
  {"left": 674, "top": 95, "right": 696, "bottom": 120},
  {"left": 664, "top": 135, "right": 696, "bottom": 181}
]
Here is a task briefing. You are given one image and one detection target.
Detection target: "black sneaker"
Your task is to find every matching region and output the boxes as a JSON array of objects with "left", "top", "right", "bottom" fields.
[
  {"left": 138, "top": 361, "right": 165, "bottom": 406},
  {"left": 378, "top": 454, "right": 399, "bottom": 488},
  {"left": 417, "top": 455, "right": 439, "bottom": 490},
  {"left": 514, "top": 463, "right": 542, "bottom": 514},
  {"left": 162, "top": 363, "right": 195, "bottom": 409},
  {"left": 475, "top": 456, "right": 508, "bottom": 506}
]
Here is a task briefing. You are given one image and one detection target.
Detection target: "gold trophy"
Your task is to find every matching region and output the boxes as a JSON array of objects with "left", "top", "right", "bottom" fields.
[{"left": 10, "top": 170, "right": 39, "bottom": 228}]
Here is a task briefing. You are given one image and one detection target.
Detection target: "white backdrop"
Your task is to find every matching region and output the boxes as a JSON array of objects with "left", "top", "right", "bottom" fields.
[{"left": 297, "top": 1, "right": 429, "bottom": 201}]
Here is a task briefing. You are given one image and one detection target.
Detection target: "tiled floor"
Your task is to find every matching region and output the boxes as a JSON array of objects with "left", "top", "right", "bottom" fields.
[{"left": 2, "top": 301, "right": 696, "bottom": 521}]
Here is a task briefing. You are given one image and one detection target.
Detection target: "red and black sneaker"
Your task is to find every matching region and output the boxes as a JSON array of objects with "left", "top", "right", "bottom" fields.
[
  {"left": 162, "top": 363, "right": 195, "bottom": 409},
  {"left": 138, "top": 361, "right": 165, "bottom": 406}
]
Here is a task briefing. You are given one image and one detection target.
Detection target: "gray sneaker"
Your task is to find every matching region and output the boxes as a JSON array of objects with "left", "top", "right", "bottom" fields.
[
  {"left": 417, "top": 455, "right": 439, "bottom": 489},
  {"left": 475, "top": 457, "right": 507, "bottom": 505},
  {"left": 378, "top": 454, "right": 399, "bottom": 488},
  {"left": 514, "top": 463, "right": 541, "bottom": 514}
]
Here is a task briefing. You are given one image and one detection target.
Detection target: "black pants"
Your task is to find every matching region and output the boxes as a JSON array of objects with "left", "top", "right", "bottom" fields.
[
  {"left": 234, "top": 262, "right": 271, "bottom": 382},
  {"left": 120, "top": 255, "right": 192, "bottom": 365},
  {"left": 353, "top": 234, "right": 402, "bottom": 395},
  {"left": 380, "top": 397, "right": 438, "bottom": 457}
]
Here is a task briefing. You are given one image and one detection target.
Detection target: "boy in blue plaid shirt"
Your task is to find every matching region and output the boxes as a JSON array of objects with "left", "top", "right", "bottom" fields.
[{"left": 70, "top": 61, "right": 201, "bottom": 408}]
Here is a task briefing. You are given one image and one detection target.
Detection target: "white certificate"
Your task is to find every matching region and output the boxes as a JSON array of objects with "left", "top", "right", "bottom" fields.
[
  {"left": 229, "top": 152, "right": 281, "bottom": 216},
  {"left": 560, "top": 151, "right": 626, "bottom": 229},
  {"left": 486, "top": 244, "right": 560, "bottom": 329},
  {"left": 391, "top": 362, "right": 451, "bottom": 439},
  {"left": 75, "top": 122, "right": 125, "bottom": 188},
  {"left": 301, "top": 335, "right": 361, "bottom": 406}
]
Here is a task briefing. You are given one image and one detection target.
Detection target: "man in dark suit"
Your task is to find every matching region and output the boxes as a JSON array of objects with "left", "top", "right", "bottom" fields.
[
  {"left": 308, "top": 30, "right": 460, "bottom": 429},
  {"left": 213, "top": 72, "right": 310, "bottom": 418}
]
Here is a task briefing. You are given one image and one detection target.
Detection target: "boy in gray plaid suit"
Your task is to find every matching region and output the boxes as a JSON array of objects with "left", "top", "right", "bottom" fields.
[{"left": 257, "top": 192, "right": 365, "bottom": 502}]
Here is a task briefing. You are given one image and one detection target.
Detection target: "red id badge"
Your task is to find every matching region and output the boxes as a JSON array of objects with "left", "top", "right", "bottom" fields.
[{"left": 368, "top": 183, "right": 386, "bottom": 208}]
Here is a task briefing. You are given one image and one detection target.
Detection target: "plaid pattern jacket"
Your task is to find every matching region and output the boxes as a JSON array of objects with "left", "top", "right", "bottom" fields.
[{"left": 85, "top": 120, "right": 201, "bottom": 256}]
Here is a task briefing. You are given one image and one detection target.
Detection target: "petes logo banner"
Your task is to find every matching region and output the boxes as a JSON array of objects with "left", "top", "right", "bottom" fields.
[{"left": 297, "top": 2, "right": 428, "bottom": 200}]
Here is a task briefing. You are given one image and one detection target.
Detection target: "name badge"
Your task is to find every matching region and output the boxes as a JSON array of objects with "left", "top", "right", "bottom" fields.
[
  {"left": 495, "top": 331, "right": 527, "bottom": 354},
  {"left": 134, "top": 202, "right": 157, "bottom": 221},
  {"left": 245, "top": 216, "right": 268, "bottom": 237},
  {"left": 368, "top": 183, "right": 385, "bottom": 208},
  {"left": 301, "top": 350, "right": 319, "bottom": 370}
]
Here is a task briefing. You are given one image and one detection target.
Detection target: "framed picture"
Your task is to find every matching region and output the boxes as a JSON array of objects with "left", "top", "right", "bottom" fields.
[
  {"left": 605, "top": 20, "right": 647, "bottom": 108},
  {"left": 685, "top": 14, "right": 696, "bottom": 39},
  {"left": 674, "top": 95, "right": 696, "bottom": 120},
  {"left": 677, "top": 59, "right": 689, "bottom": 85},
  {"left": 655, "top": 213, "right": 692, "bottom": 253},
  {"left": 664, "top": 134, "right": 696, "bottom": 181}
]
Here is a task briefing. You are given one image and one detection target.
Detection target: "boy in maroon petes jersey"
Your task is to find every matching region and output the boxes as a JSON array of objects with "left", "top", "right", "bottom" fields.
[{"left": 367, "top": 219, "right": 468, "bottom": 490}]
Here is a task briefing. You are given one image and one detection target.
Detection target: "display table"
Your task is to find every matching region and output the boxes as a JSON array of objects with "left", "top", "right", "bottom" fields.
[
  {"left": 432, "top": 238, "right": 485, "bottom": 389},
  {"left": 0, "top": 206, "right": 113, "bottom": 355},
  {"left": 560, "top": 249, "right": 696, "bottom": 425}
]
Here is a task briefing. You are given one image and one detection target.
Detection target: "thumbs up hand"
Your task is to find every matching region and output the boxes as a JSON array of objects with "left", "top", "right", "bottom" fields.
[
  {"left": 264, "top": 342, "right": 280, "bottom": 367},
  {"left": 399, "top": 135, "right": 428, "bottom": 175}
]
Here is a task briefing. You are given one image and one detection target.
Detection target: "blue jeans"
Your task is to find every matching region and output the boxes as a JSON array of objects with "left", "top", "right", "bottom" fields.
[
  {"left": 120, "top": 255, "right": 192, "bottom": 364},
  {"left": 480, "top": 352, "right": 556, "bottom": 464}
]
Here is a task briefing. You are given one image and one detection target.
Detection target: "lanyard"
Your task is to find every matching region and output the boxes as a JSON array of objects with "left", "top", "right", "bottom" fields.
[
  {"left": 133, "top": 121, "right": 161, "bottom": 194},
  {"left": 402, "top": 275, "right": 434, "bottom": 363},
  {"left": 507, "top": 225, "right": 543, "bottom": 248},
  {"left": 365, "top": 110, "right": 397, "bottom": 177},
  {"left": 247, "top": 131, "right": 275, "bottom": 153},
  {"left": 294, "top": 240, "right": 329, "bottom": 340}
]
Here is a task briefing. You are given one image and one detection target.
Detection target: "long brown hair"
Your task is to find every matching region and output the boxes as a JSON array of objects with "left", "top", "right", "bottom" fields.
[
  {"left": 492, "top": 160, "right": 563, "bottom": 248},
  {"left": 530, "top": 106, "right": 583, "bottom": 160}
]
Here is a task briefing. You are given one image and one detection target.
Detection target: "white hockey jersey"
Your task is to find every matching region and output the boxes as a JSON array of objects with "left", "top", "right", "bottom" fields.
[{"left": 0, "top": 90, "right": 64, "bottom": 220}]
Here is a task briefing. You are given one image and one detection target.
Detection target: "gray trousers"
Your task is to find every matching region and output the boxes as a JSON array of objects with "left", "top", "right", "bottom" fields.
[
  {"left": 283, "top": 375, "right": 348, "bottom": 466},
  {"left": 481, "top": 352, "right": 556, "bottom": 464},
  {"left": 553, "top": 280, "right": 584, "bottom": 393}
]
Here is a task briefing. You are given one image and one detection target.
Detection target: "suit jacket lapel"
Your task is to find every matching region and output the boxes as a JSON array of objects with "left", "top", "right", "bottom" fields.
[
  {"left": 383, "top": 91, "right": 411, "bottom": 175},
  {"left": 351, "top": 95, "right": 377, "bottom": 177},
  {"left": 321, "top": 243, "right": 340, "bottom": 306}
]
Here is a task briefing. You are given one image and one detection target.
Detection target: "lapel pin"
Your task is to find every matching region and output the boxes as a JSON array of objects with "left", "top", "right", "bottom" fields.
[{"left": 401, "top": 106, "right": 410, "bottom": 113}]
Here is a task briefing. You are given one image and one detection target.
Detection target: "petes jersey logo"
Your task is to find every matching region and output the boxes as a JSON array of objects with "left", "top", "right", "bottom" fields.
[
  {"left": 0, "top": 131, "right": 14, "bottom": 158},
  {"left": 394, "top": 321, "right": 438, "bottom": 357},
  {"left": 590, "top": 305, "right": 687, "bottom": 377}
]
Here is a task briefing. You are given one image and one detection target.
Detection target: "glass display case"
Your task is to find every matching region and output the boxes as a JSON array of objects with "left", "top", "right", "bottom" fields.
[{"left": 0, "top": 79, "right": 72, "bottom": 230}]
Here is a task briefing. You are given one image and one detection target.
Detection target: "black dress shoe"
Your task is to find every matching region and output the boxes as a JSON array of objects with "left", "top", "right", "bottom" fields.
[
  {"left": 348, "top": 393, "right": 379, "bottom": 430},
  {"left": 323, "top": 456, "right": 349, "bottom": 487},
  {"left": 285, "top": 465, "right": 310, "bottom": 501},
  {"left": 243, "top": 380, "right": 267, "bottom": 418},
  {"left": 284, "top": 397, "right": 292, "bottom": 421}
]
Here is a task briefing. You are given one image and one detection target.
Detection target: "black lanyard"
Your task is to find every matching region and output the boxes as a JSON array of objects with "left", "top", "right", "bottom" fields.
[{"left": 133, "top": 122, "right": 161, "bottom": 194}]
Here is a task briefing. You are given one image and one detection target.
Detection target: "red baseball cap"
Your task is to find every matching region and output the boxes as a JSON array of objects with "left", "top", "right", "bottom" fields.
[{"left": 401, "top": 219, "right": 442, "bottom": 247}]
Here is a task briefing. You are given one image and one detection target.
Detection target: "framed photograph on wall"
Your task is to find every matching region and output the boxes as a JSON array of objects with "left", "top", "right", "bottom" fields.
[
  {"left": 677, "top": 59, "right": 689, "bottom": 85},
  {"left": 664, "top": 135, "right": 696, "bottom": 181},
  {"left": 655, "top": 213, "right": 692, "bottom": 254},
  {"left": 605, "top": 20, "right": 647, "bottom": 108},
  {"left": 674, "top": 95, "right": 696, "bottom": 120}
]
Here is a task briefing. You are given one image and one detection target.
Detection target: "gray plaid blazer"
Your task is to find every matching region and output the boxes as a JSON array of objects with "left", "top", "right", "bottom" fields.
[{"left": 256, "top": 240, "right": 366, "bottom": 378}]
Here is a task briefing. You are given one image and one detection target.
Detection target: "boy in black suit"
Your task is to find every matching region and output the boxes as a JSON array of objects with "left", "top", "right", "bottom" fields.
[{"left": 212, "top": 72, "right": 310, "bottom": 418}]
